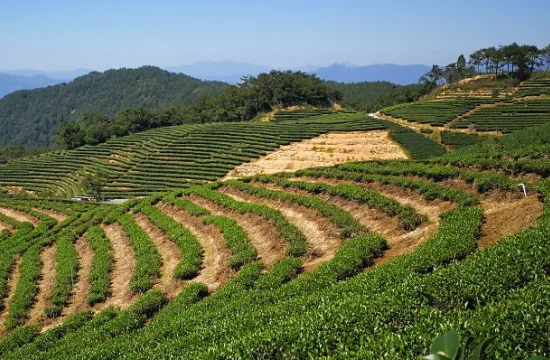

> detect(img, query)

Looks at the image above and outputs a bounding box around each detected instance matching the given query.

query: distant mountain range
[0,73,65,99]
[312,63,430,85]
[0,62,429,99]
[165,61,271,84]
[165,61,430,85]
[1,68,93,81]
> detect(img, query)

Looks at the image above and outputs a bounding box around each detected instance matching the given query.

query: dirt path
[478,193,544,249]
[224,131,407,179]
[64,236,93,315]
[0,256,21,334]
[443,102,501,130]
[188,195,287,268]
[33,208,68,223]
[220,187,341,271]
[372,111,502,137]
[156,203,232,292]
[28,245,57,324]
[0,208,40,226]
[100,223,137,309]
[133,213,185,297]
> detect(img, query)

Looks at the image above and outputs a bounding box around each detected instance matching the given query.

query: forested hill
[0,66,229,147]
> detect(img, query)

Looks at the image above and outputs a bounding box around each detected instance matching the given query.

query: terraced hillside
[378,77,550,135]
[0,112,393,198]
[0,121,548,358]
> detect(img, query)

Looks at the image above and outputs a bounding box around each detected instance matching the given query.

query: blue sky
[1,0,549,70]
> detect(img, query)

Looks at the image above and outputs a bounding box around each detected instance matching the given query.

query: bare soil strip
[188,195,287,268]
[0,208,40,226]
[224,131,407,179]
[286,178,455,266]
[0,221,15,234]
[220,187,341,271]
[133,213,185,297]
[156,203,232,292]
[0,256,21,334]
[64,236,93,315]
[32,208,68,223]
[100,223,137,310]
[478,193,544,249]
[29,245,57,324]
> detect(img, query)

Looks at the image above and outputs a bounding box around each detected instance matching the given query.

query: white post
[518,183,527,197]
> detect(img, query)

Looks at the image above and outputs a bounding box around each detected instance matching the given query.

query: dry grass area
[478,193,544,249]
[224,131,407,179]
[224,130,407,179]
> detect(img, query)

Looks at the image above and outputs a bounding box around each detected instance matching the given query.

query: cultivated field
[0,116,549,358]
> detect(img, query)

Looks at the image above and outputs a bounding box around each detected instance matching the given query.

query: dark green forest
[57,70,343,149]
[0,66,228,147]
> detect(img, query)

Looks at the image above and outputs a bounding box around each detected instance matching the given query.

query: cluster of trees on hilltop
[420,42,550,86]
[58,70,342,149]
[0,66,229,148]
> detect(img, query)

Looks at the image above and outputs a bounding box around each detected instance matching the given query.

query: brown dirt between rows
[133,213,185,298]
[156,203,233,292]
[293,176,544,255]
[224,131,407,179]
[28,244,57,325]
[0,208,40,226]
[478,193,544,249]
[64,236,93,315]
[285,178,456,266]
[0,221,15,234]
[0,255,21,335]
[32,208,68,223]
[187,194,287,269]
[219,186,342,272]
[99,223,137,310]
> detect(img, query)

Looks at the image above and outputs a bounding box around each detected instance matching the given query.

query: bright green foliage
[5,246,41,330]
[188,186,308,257]
[86,226,113,305]
[46,234,78,317]
[377,119,448,159]
[203,215,257,270]
[136,204,203,279]
[0,325,40,356]
[225,179,365,237]
[163,192,211,216]
[0,113,384,198]
[452,98,550,133]
[243,177,425,231]
[440,131,488,149]
[117,214,161,293]
[381,98,498,126]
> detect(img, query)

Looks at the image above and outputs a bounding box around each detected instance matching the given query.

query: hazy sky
[2,0,549,71]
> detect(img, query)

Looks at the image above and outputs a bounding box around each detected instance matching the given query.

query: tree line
[57,70,342,149]
[421,42,550,86]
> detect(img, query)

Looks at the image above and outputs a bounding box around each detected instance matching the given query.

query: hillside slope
[0,120,548,358]
[1,112,410,198]
[0,66,229,147]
